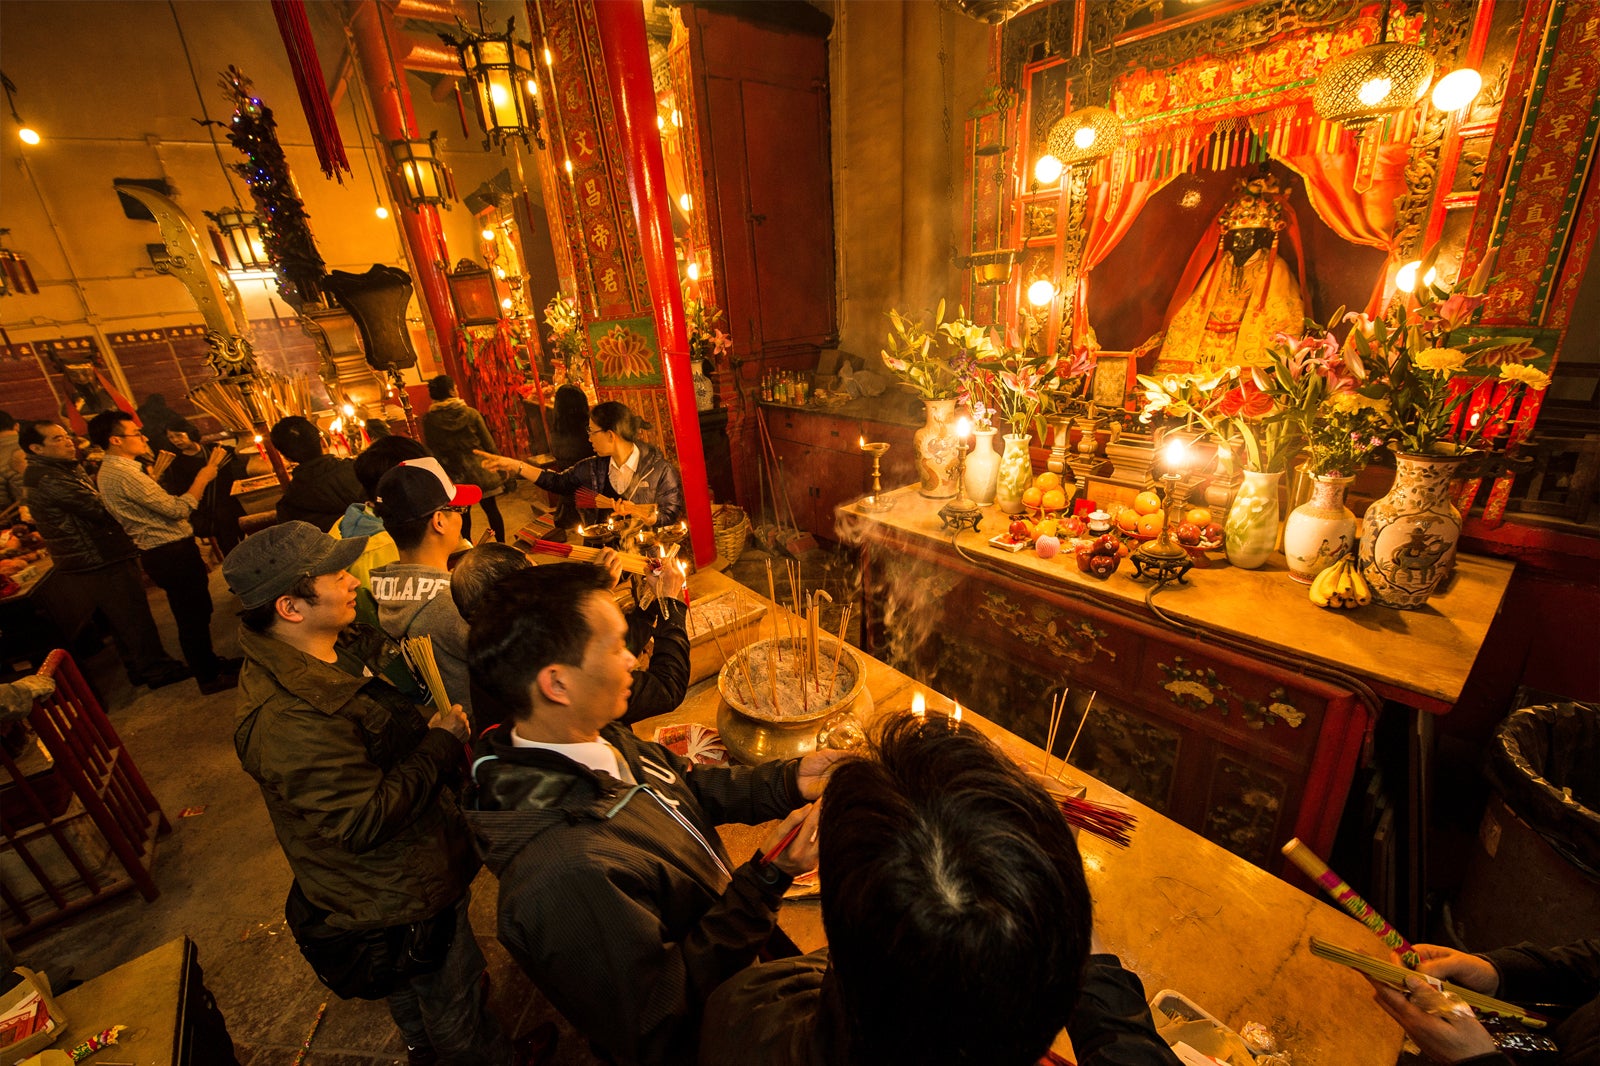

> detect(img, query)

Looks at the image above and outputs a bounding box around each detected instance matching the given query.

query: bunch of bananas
[1309,556,1372,609]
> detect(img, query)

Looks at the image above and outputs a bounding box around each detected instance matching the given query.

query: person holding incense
[368,458,484,728]
[466,562,842,1066]
[476,400,685,531]
[224,521,515,1064]
[1371,940,1599,1064]
[450,541,690,724]
[699,711,1182,1066]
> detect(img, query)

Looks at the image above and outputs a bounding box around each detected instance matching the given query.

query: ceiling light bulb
[1027,279,1056,307]
[1432,68,1482,111]
[543,47,554,66]
[481,228,496,241]
[564,158,573,175]
[670,109,681,127]
[1073,125,1096,150]
[656,115,665,130]
[1395,260,1421,293]
[686,262,700,281]
[1358,75,1393,107]
[495,266,507,279]
[678,193,692,212]
[500,297,514,311]
[1034,154,1063,184]
[18,127,41,146]
[375,205,389,219]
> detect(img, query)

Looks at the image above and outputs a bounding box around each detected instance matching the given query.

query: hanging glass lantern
[1046,107,1124,168]
[208,207,272,272]
[389,133,456,210]
[442,18,545,151]
[1314,42,1434,135]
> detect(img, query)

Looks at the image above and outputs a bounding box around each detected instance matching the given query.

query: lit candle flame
[955,416,971,438]
[859,435,865,449]
[952,703,963,726]
[911,691,926,717]
[1164,438,1188,469]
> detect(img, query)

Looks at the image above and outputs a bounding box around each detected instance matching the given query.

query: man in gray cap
[224,521,514,1066]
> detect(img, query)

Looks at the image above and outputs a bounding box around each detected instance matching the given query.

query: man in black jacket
[699,712,1182,1066]
[270,416,365,532]
[20,420,189,688]
[466,562,839,1066]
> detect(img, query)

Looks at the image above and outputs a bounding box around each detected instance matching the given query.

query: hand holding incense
[1283,838,1420,968]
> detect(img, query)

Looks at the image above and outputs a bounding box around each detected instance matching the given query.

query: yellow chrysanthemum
[1413,347,1467,373]
[1498,363,1551,390]
[1325,392,1362,414]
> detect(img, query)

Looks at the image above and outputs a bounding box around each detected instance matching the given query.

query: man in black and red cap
[369,457,482,727]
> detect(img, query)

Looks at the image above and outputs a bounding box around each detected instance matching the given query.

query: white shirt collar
[509,733,634,783]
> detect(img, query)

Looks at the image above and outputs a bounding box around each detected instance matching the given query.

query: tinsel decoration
[271,0,350,182]
[457,323,532,460]
[221,66,327,312]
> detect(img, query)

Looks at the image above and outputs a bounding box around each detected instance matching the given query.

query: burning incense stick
[1042,689,1068,775]
[1283,839,1420,967]
[1059,691,1096,782]
[826,605,852,695]
[1308,938,1546,1028]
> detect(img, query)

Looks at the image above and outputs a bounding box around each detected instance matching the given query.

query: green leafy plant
[881,300,992,401]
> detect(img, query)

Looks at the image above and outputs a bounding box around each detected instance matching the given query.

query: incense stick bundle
[1307,938,1548,1028]
[826,605,852,695]
[149,450,176,482]
[189,381,256,433]
[401,635,452,712]
[1283,839,1419,967]
[1042,689,1069,775]
[573,488,618,510]
[1058,795,1137,848]
[1059,691,1096,782]
[516,535,650,575]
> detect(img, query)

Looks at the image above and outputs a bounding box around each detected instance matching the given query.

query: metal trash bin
[1452,700,1600,950]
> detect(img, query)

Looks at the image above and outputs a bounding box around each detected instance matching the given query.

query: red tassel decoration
[271,0,351,182]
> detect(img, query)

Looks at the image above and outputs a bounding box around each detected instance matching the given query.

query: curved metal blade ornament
[119,185,257,378]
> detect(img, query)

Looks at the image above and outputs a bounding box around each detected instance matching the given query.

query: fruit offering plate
[988,533,1032,553]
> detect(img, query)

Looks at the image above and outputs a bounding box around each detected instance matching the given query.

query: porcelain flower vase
[1223,469,1282,570]
[1283,475,1357,584]
[1359,451,1465,609]
[913,398,960,498]
[995,433,1033,514]
[965,427,1000,505]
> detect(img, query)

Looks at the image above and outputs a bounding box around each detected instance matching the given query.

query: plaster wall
[827,1,990,363]
[0,0,548,368]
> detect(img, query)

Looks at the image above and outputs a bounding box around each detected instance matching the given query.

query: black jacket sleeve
[1485,939,1600,1012]
[1067,955,1183,1066]
[622,599,691,724]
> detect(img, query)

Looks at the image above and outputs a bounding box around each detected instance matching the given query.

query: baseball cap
[374,456,482,526]
[223,521,369,609]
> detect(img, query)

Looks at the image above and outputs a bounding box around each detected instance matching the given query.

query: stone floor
[3,487,868,1065]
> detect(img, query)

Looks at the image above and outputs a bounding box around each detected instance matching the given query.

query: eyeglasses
[587,427,606,437]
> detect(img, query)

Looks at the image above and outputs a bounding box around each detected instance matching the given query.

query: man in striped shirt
[89,411,241,695]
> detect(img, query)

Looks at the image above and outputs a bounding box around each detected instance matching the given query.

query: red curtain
[1273,130,1409,317]
[1071,167,1174,346]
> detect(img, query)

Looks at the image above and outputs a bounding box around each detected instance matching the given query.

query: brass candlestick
[1130,469,1194,586]
[859,441,892,512]
[937,431,982,533]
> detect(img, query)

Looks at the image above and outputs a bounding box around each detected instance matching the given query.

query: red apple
[1009,519,1030,539]
[1093,533,1121,556]
[1202,522,1225,542]
[1175,522,1201,546]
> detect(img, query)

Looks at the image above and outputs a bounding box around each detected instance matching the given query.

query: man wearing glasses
[369,458,482,727]
[89,411,241,695]
[20,418,190,689]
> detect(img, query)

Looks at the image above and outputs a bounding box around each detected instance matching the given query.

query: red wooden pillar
[591,0,714,567]
[349,0,461,384]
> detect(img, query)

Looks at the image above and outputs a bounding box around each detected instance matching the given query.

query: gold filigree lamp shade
[444,18,545,151]
[956,0,1036,24]
[210,208,272,273]
[390,134,456,210]
[1313,42,1434,134]
[1046,107,1124,168]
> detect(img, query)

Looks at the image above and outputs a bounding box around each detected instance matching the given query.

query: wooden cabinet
[857,523,1371,874]
[761,404,918,540]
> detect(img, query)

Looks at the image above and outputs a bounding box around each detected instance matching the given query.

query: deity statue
[1158,175,1305,373]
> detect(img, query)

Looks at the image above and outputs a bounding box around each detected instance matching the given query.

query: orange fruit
[1022,487,1044,509]
[1137,512,1164,537]
[1116,507,1141,533]
[1185,506,1213,525]
[1133,490,1164,516]
[1034,472,1062,491]
[1041,488,1067,511]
